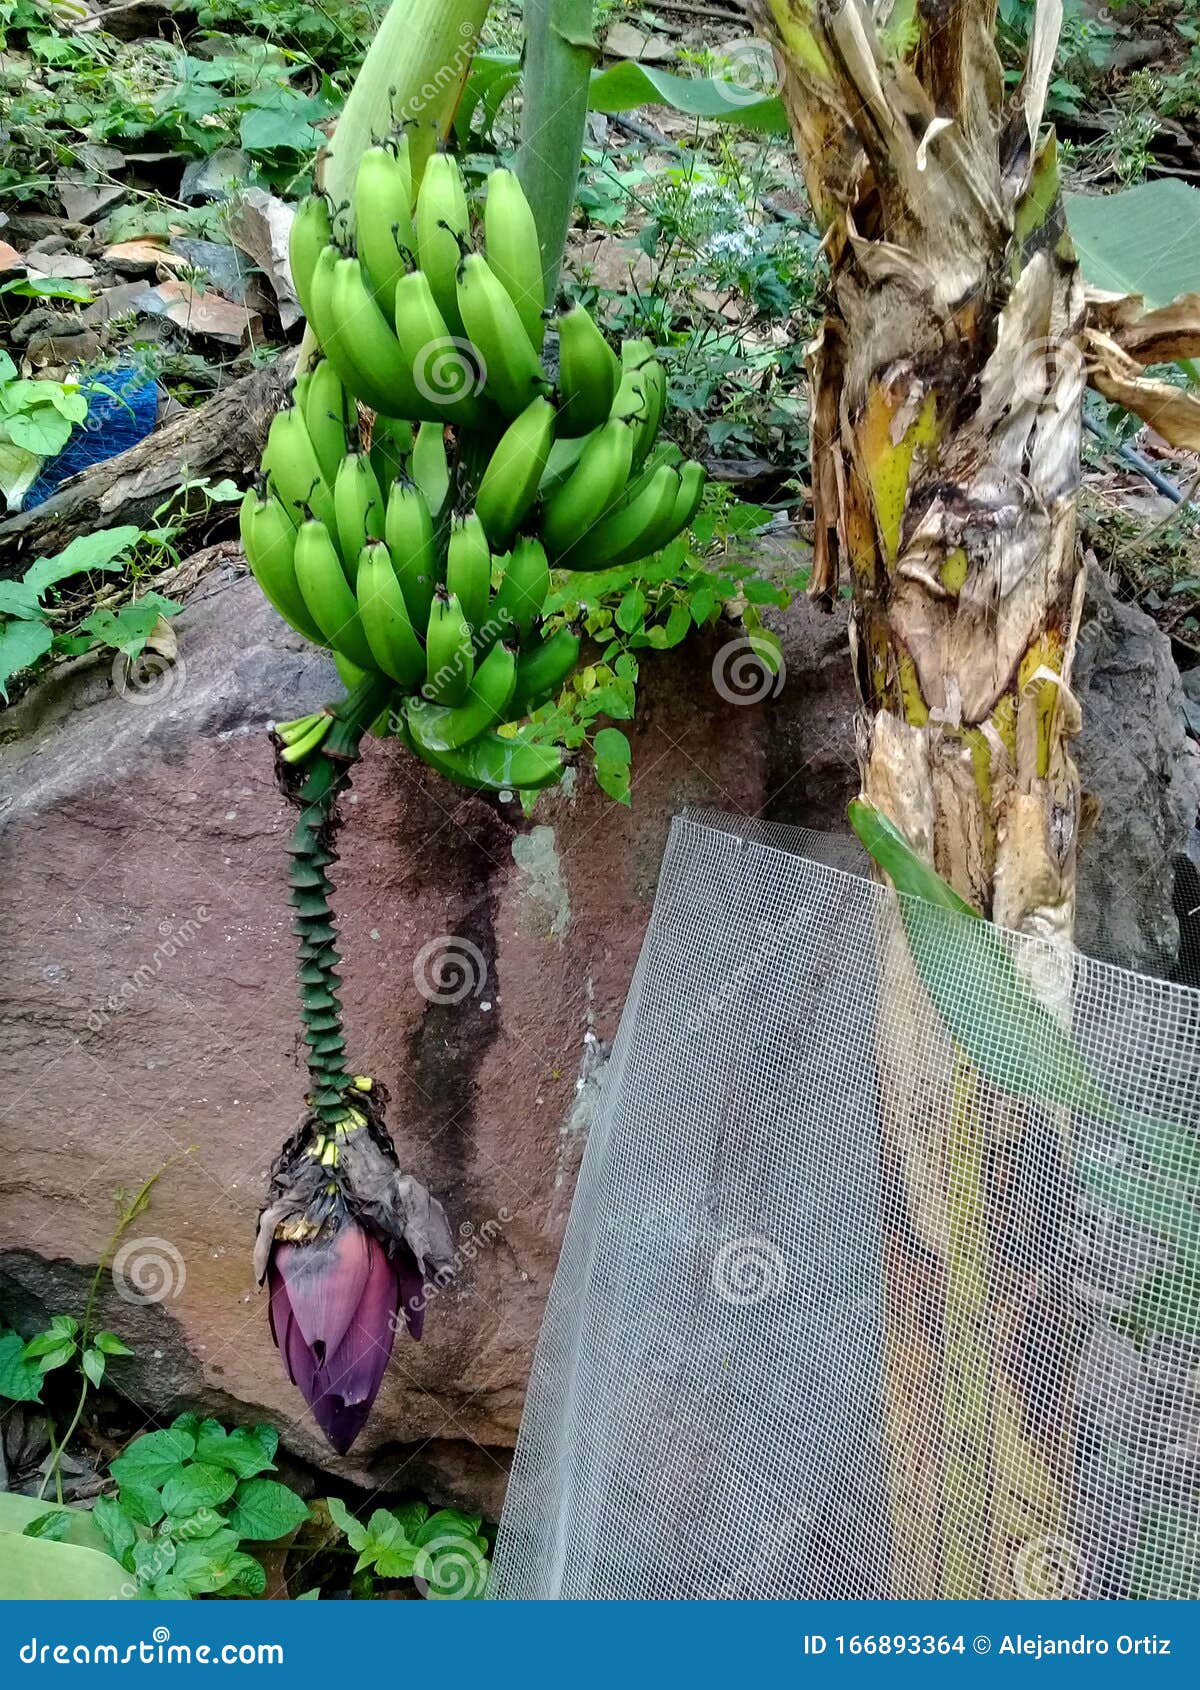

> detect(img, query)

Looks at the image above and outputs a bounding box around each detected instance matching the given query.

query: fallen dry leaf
[0,240,22,272]
[1085,288,1200,365]
[226,188,300,330]
[1086,327,1200,451]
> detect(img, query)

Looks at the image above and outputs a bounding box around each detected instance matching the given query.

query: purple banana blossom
[255,1086,457,1455]
[267,1221,426,1455]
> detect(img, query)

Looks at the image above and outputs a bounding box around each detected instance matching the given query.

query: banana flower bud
[254,1087,455,1454]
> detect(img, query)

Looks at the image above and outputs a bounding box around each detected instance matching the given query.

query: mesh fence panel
[489,812,1200,1601]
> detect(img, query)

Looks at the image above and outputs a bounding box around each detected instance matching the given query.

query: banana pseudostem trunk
[755,0,1086,1595]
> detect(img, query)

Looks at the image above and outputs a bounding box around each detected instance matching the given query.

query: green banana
[540,417,635,556]
[355,538,426,688]
[563,463,680,571]
[393,268,484,426]
[288,194,332,325]
[445,513,491,636]
[354,140,415,314]
[669,459,706,534]
[456,252,547,418]
[383,479,437,630]
[509,624,582,714]
[410,420,451,517]
[401,723,566,792]
[556,305,619,437]
[300,240,340,354]
[423,588,475,706]
[240,485,327,645]
[620,437,683,501]
[413,151,470,338]
[482,167,545,351]
[369,414,413,490]
[490,535,550,646]
[538,431,590,498]
[301,359,351,487]
[261,406,336,533]
[614,341,666,467]
[332,651,366,691]
[631,358,666,467]
[333,452,386,580]
[312,251,426,419]
[293,516,379,671]
[406,639,517,752]
[475,395,555,548]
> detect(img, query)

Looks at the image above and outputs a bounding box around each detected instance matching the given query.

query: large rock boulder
[1,550,1195,1512]
[0,560,764,1513]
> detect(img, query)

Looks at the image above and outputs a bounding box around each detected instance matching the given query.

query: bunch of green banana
[256,151,711,796]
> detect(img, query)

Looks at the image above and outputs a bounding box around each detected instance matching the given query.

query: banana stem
[516,0,598,303]
[286,674,394,1121]
[297,0,493,373]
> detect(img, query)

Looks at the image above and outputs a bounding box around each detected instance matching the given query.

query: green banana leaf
[0,1501,132,1600]
[1064,179,1200,311]
[585,60,789,134]
[847,800,1108,1116]
[848,800,1200,1328]
[458,51,790,141]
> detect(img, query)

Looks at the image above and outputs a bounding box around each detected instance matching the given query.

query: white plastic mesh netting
[489,811,1200,1601]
